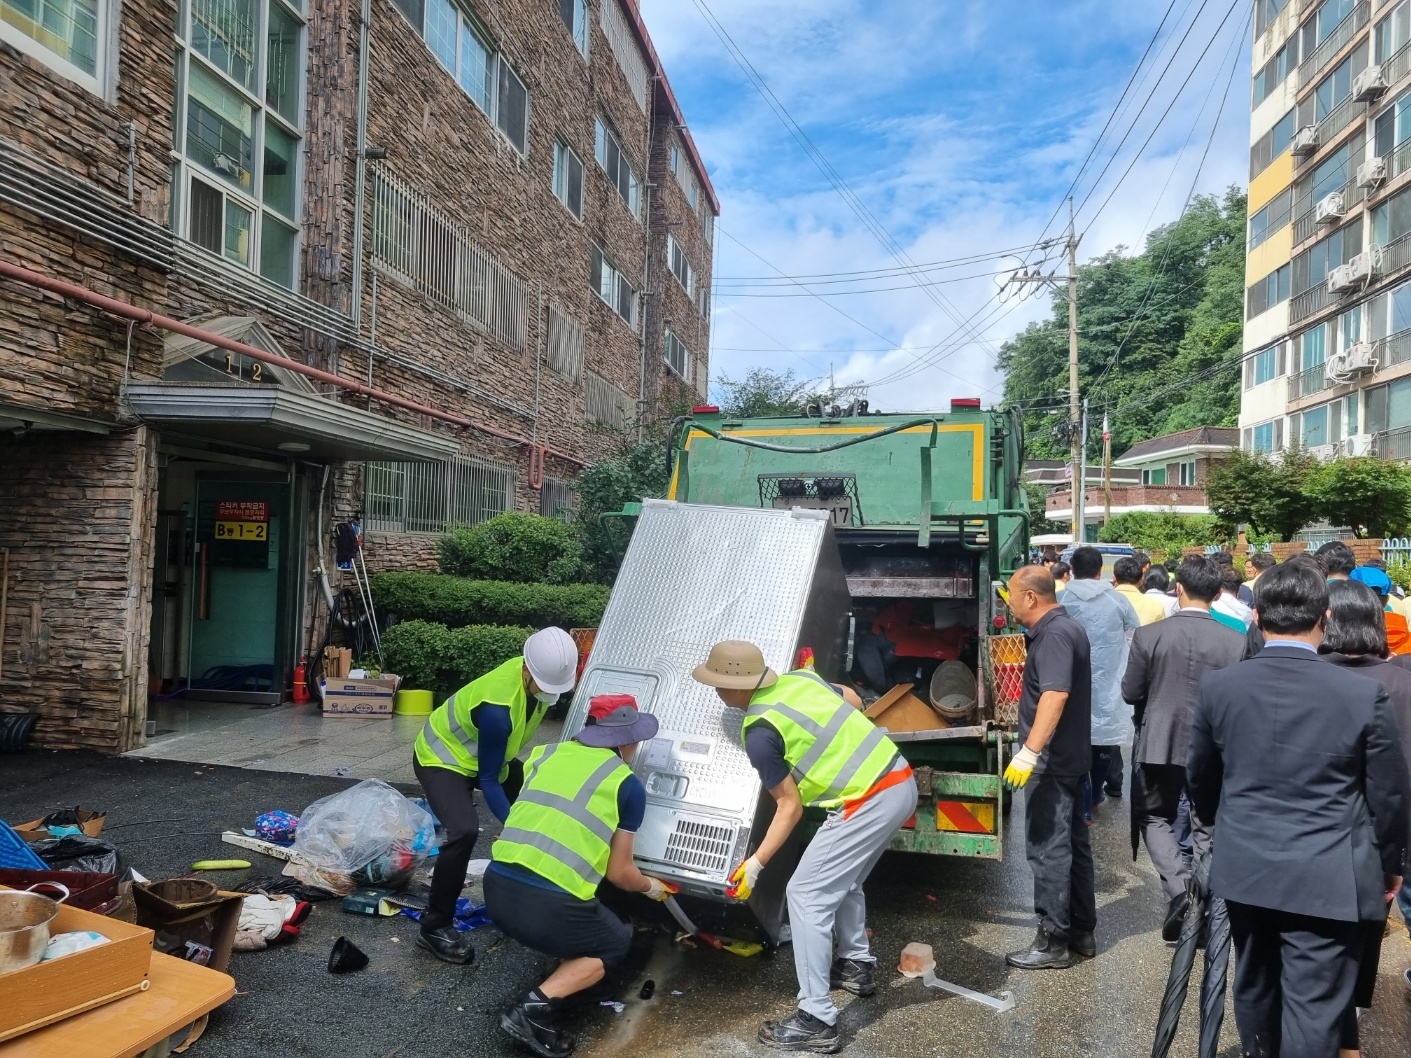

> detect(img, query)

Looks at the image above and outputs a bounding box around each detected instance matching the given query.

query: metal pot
[0,888,63,975]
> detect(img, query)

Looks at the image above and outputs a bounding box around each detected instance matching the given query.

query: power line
[712,263,1050,298]
[714,243,1055,285]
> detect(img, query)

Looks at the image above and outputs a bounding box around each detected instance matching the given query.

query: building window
[0,0,106,89]
[558,0,586,55]
[1246,263,1291,319]
[600,0,648,111]
[669,142,679,174]
[595,117,641,216]
[1373,185,1411,246]
[552,140,584,219]
[1255,0,1289,38]
[1252,35,1299,109]
[1314,57,1353,123]
[1292,217,1361,296]
[1245,344,1283,389]
[1249,188,1292,249]
[664,329,690,381]
[1250,420,1281,453]
[699,283,710,320]
[395,0,527,154]
[1316,0,1356,44]
[1296,404,1331,448]
[1377,1,1411,62]
[540,477,577,521]
[668,233,694,294]
[1301,323,1329,371]
[1368,279,1411,339]
[703,208,714,245]
[364,454,515,534]
[585,370,634,430]
[545,302,585,382]
[590,244,636,327]
[1178,461,1197,486]
[1250,109,1296,179]
[1348,391,1360,435]
[1373,91,1411,158]
[173,0,305,289]
[1142,467,1167,486]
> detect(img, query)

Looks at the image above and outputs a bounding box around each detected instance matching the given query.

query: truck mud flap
[889,770,1003,859]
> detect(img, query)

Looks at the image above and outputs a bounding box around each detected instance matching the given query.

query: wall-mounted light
[360,145,389,160]
[278,442,311,453]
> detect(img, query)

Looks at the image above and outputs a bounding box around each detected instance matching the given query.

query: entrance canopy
[125,316,458,463]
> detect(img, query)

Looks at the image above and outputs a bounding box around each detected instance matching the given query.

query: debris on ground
[327,936,369,973]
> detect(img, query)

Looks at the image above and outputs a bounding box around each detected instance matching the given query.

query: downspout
[0,258,590,468]
[350,0,372,330]
[637,73,660,443]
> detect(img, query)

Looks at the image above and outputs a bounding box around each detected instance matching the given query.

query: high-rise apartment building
[1241,0,1411,462]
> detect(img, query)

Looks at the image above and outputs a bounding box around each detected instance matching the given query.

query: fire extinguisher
[292,656,310,704]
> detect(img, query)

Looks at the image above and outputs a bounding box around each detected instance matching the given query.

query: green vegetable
[191,859,250,870]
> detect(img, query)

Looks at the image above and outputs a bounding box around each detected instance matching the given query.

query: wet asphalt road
[4,750,1408,1058]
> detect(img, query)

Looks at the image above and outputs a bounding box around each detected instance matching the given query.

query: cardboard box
[15,806,106,843]
[134,888,243,976]
[864,682,950,734]
[0,893,154,1042]
[320,674,400,717]
[321,646,352,680]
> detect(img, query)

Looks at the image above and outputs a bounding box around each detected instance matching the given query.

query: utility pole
[1079,398,1089,544]
[1103,411,1113,525]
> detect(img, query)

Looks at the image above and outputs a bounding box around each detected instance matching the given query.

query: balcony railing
[1379,326,1411,369]
[1375,425,1411,460]
[1045,485,1210,514]
[1312,95,1368,155]
[1298,2,1370,88]
[1387,38,1411,88]
[1293,178,1368,245]
[1380,231,1411,275]
[1289,361,1331,400]
[1291,280,1336,323]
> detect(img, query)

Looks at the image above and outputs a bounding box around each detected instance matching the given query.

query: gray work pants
[787,771,918,1025]
[1138,762,1211,903]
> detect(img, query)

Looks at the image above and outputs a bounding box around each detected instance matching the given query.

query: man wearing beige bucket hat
[693,640,917,1053]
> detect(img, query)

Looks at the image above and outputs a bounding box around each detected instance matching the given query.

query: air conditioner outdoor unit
[1309,443,1337,462]
[1347,248,1382,283]
[1291,125,1319,155]
[1344,340,1378,373]
[1324,351,1349,381]
[1316,191,1346,223]
[1353,64,1388,102]
[1344,433,1374,456]
[1328,263,1355,292]
[1357,156,1388,189]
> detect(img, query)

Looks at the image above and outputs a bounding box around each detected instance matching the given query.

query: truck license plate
[772,497,851,526]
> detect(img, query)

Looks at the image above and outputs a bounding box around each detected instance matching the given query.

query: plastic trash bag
[30,835,124,876]
[291,779,434,892]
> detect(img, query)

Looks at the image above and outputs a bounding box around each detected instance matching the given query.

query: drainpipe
[637,73,660,444]
[0,258,589,468]
[350,0,373,329]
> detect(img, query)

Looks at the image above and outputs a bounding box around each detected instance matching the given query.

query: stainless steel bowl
[0,890,61,975]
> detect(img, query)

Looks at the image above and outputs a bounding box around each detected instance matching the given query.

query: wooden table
[0,951,235,1058]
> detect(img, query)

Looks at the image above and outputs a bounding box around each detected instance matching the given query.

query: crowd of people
[1011,543,1411,1057]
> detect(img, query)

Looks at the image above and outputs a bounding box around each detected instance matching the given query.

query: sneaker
[758,1009,841,1053]
[500,998,575,1058]
[1005,927,1073,970]
[829,957,877,996]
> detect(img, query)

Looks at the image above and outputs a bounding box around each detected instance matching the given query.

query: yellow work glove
[726,855,764,901]
[644,876,678,902]
[1003,744,1040,791]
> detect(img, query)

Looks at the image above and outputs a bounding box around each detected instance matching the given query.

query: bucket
[395,690,434,716]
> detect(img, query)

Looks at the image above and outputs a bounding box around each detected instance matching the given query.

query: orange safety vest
[1386,610,1411,656]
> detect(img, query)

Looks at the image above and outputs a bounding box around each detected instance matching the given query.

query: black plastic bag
[30,835,124,876]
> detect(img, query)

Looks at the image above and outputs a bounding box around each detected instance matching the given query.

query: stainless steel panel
[559,500,834,893]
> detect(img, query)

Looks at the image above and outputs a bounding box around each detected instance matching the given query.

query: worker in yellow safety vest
[411,626,579,964]
[488,694,674,1058]
[693,641,918,1053]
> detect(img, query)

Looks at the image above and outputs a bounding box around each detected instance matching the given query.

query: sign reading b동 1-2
[215,500,269,541]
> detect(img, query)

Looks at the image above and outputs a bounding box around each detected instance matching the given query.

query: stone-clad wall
[0,429,158,751]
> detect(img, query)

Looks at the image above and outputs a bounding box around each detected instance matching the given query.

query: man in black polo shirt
[1002,564,1097,969]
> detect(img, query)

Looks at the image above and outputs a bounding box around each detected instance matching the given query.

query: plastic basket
[980,633,1027,728]
[0,820,47,869]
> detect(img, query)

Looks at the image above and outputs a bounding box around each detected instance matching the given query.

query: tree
[1022,480,1067,536]
[574,436,670,583]
[1097,511,1222,555]
[1308,457,1411,538]
[1205,448,1321,541]
[715,367,840,418]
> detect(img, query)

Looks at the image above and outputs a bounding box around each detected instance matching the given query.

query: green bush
[1386,558,1411,592]
[1098,511,1224,557]
[438,513,587,584]
[372,572,609,629]
[381,620,535,697]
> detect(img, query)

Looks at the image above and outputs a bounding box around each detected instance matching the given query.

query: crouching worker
[693,641,918,1054]
[489,694,674,1058]
[412,626,579,964]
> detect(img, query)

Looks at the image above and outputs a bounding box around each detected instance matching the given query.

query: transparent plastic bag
[291,779,435,889]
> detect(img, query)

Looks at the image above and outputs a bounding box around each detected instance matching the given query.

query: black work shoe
[1068,931,1096,959]
[758,1009,841,1053]
[829,957,877,996]
[1005,927,1073,969]
[417,925,474,964]
[1161,892,1191,943]
[501,999,575,1058]
[1104,784,1123,799]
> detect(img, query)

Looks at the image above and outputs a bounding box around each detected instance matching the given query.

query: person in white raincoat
[1056,546,1139,817]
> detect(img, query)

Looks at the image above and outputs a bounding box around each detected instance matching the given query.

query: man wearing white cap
[413,626,579,963]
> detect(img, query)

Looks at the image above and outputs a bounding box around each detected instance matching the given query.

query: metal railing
[1375,425,1411,460]
[1387,37,1411,87]
[1291,280,1336,322]
[363,454,517,534]
[1289,361,1331,400]
[369,163,529,353]
[1379,230,1411,275]
[544,302,586,383]
[1293,178,1367,244]
[600,0,649,111]
[1380,326,1411,368]
[1311,95,1368,156]
[1298,2,1370,88]
[1382,535,1411,561]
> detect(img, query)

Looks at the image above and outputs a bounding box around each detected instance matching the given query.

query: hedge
[372,572,609,629]
[381,620,536,697]
[438,513,587,584]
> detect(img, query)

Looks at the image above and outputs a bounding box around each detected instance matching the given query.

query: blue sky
[638,0,1253,411]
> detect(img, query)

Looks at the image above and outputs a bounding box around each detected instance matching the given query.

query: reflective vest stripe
[512,755,623,848]
[417,723,463,769]
[414,656,530,777]
[523,743,559,787]
[497,827,601,885]
[827,725,892,799]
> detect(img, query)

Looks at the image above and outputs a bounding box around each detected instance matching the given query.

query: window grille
[540,477,577,521]
[600,0,648,110]
[585,371,634,431]
[364,454,515,534]
[546,303,586,382]
[370,163,529,352]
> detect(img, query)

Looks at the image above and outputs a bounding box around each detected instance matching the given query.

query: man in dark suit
[1188,561,1409,1058]
[1122,555,1246,940]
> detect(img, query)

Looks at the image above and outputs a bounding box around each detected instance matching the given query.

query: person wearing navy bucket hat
[487,694,676,1058]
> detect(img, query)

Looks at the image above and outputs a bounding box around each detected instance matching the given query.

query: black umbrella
[1151,846,1215,1058]
[1198,894,1231,1058]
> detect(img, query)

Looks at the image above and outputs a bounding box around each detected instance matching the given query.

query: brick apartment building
[0,0,717,751]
